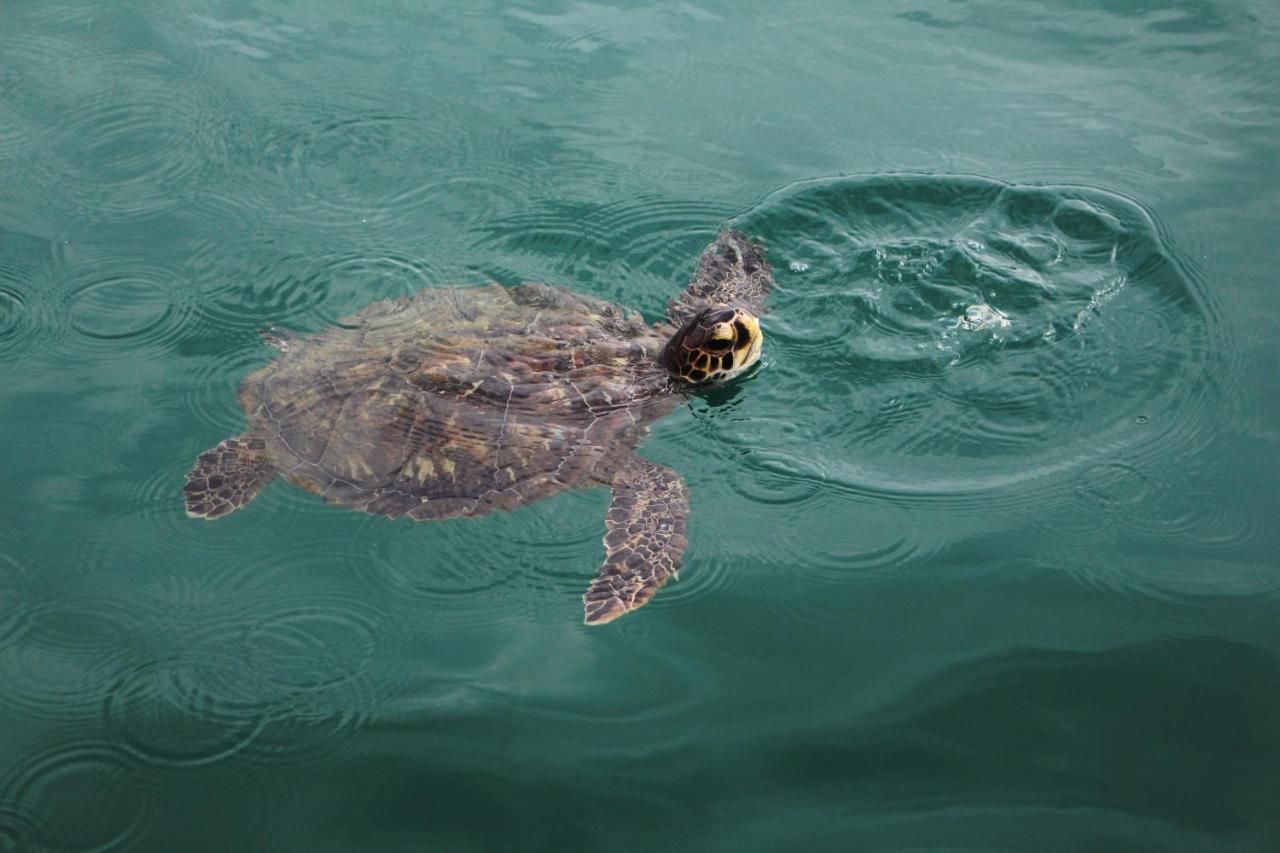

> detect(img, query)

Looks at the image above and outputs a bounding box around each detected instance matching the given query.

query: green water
[2,0,1279,849]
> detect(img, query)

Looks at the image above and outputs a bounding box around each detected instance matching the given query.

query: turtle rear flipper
[583,456,689,625]
[183,434,276,520]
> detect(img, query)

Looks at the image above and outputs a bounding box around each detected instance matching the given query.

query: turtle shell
[239,284,677,520]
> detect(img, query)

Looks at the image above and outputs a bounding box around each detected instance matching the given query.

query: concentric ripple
[189,237,477,343]
[37,53,245,219]
[407,169,532,229]
[1034,451,1264,573]
[98,582,388,774]
[723,174,1221,501]
[0,598,140,721]
[259,104,475,225]
[57,98,219,215]
[182,343,276,438]
[304,252,446,329]
[0,799,44,853]
[347,485,655,628]
[231,587,386,770]
[186,237,323,334]
[474,197,727,308]
[105,454,264,569]
[61,264,195,359]
[0,104,33,164]
[299,115,439,216]
[0,230,59,364]
[0,276,33,363]
[243,597,383,694]
[0,535,34,649]
[768,492,936,589]
[239,674,378,774]
[104,658,271,768]
[350,511,528,630]
[1,744,153,853]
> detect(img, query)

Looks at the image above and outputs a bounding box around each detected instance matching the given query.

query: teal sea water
[2,1,1279,850]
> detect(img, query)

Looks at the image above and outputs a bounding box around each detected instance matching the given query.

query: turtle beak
[729,311,763,377]
[744,314,762,356]
[742,311,757,353]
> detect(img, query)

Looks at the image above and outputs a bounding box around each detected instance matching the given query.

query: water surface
[1,1,1278,850]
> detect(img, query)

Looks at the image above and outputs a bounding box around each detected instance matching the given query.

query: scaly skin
[183,231,774,624]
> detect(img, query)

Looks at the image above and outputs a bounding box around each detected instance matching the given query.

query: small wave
[16,46,250,220]
[0,243,60,365]
[244,100,488,229]
[0,598,141,722]
[303,252,445,329]
[0,537,34,649]
[0,103,33,163]
[0,277,33,364]
[348,509,535,632]
[190,239,483,345]
[187,238,336,335]
[181,343,274,438]
[234,585,387,771]
[239,674,378,775]
[96,573,390,774]
[1039,452,1263,563]
[297,115,449,218]
[474,197,725,310]
[107,453,263,567]
[0,798,44,853]
[0,743,154,853]
[104,657,272,769]
[724,173,1224,510]
[243,595,385,694]
[59,264,196,360]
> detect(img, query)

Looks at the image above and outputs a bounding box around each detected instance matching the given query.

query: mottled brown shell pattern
[238,283,679,520]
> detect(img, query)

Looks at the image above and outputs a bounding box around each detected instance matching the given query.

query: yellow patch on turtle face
[663,308,763,384]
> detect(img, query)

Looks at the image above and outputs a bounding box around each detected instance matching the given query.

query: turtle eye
[705,336,733,352]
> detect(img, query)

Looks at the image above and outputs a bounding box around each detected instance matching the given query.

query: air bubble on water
[788,260,809,273]
[1135,414,1150,425]
[1071,272,1128,332]
[955,303,1010,332]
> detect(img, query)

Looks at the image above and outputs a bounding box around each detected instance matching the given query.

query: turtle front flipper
[183,434,276,520]
[583,456,690,626]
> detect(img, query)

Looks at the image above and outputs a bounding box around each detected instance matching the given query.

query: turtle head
[658,306,763,385]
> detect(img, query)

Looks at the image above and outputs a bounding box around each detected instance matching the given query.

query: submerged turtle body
[242,283,676,519]
[184,231,773,624]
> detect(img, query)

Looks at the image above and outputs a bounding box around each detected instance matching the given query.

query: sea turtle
[184,231,773,624]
